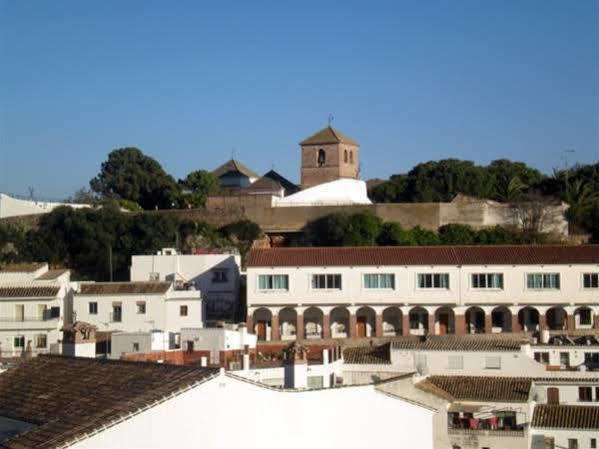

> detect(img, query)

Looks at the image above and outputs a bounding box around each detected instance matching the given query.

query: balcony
[0,316,59,330]
[448,428,525,437]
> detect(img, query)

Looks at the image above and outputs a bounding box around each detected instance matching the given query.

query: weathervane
[327,113,334,126]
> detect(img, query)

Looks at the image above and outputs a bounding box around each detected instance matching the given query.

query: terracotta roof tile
[212,159,259,179]
[0,286,60,298]
[35,269,69,280]
[0,355,219,449]
[391,335,527,352]
[247,245,599,267]
[343,343,391,365]
[416,376,532,402]
[78,282,171,295]
[532,405,599,430]
[299,126,359,146]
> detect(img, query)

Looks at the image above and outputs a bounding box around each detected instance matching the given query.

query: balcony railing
[448,428,525,437]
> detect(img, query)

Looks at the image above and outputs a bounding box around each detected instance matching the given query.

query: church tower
[299,126,360,190]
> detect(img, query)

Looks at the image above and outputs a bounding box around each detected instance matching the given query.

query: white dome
[272,179,372,207]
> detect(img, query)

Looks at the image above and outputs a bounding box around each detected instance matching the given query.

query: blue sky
[1,1,597,200]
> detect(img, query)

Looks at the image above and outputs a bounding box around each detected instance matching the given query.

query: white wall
[531,429,597,449]
[74,373,434,449]
[0,193,89,219]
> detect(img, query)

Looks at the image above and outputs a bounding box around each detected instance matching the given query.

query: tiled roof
[262,170,299,195]
[0,263,46,273]
[0,285,60,298]
[243,176,283,193]
[0,355,219,449]
[391,335,527,352]
[533,377,599,384]
[532,405,599,430]
[78,282,171,295]
[299,126,359,146]
[416,376,532,402]
[343,343,391,364]
[35,269,69,280]
[212,159,259,179]
[247,245,599,267]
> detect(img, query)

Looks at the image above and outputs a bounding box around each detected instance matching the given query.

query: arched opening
[349,151,354,163]
[253,308,272,341]
[574,306,593,329]
[547,307,567,331]
[435,307,455,335]
[491,306,512,333]
[382,307,402,336]
[465,307,485,334]
[409,307,429,336]
[279,307,297,341]
[518,306,540,332]
[356,306,376,338]
[330,307,350,338]
[344,150,348,163]
[317,149,326,167]
[304,307,323,339]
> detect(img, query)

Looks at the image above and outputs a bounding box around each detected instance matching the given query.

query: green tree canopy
[180,170,220,208]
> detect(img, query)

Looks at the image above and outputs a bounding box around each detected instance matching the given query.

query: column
[401,307,411,336]
[322,313,331,340]
[427,313,435,336]
[454,315,467,335]
[296,312,304,341]
[484,313,493,334]
[538,314,547,331]
[246,314,253,335]
[271,314,280,341]
[594,313,599,329]
[349,313,357,338]
[567,314,575,331]
[375,314,384,338]
[512,314,522,333]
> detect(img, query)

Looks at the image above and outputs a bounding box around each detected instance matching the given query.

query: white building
[246,245,599,341]
[530,404,598,449]
[0,355,435,449]
[0,263,71,357]
[130,249,240,319]
[0,193,89,219]
[73,281,203,337]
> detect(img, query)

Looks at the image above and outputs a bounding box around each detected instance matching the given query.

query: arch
[253,308,272,341]
[574,306,593,329]
[344,150,348,163]
[546,306,567,331]
[356,306,376,338]
[304,307,324,339]
[518,306,540,332]
[465,306,485,334]
[434,306,455,335]
[491,306,512,333]
[349,150,354,163]
[382,307,402,336]
[409,307,429,336]
[279,307,297,341]
[317,149,326,167]
[330,307,350,338]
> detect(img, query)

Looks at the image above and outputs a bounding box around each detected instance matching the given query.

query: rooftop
[391,335,527,352]
[532,405,599,430]
[78,282,171,295]
[0,355,219,449]
[299,126,359,146]
[0,285,60,298]
[247,245,599,267]
[343,343,392,364]
[0,263,46,273]
[211,159,259,179]
[35,269,69,281]
[416,375,532,402]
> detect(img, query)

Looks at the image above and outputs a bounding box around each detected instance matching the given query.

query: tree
[220,220,262,263]
[438,224,476,244]
[344,212,382,246]
[377,222,417,246]
[487,159,544,202]
[90,147,181,210]
[180,170,220,208]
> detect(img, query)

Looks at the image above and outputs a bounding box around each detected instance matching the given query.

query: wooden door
[547,387,560,404]
[256,321,267,341]
[439,313,449,335]
[356,318,367,338]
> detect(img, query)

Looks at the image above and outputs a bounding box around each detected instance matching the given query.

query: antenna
[231,147,236,160]
[327,113,334,127]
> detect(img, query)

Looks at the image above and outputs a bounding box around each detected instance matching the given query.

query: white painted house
[130,249,240,319]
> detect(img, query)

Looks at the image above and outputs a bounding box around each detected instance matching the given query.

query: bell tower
[299,126,360,190]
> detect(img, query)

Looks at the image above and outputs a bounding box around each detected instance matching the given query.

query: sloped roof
[391,335,527,352]
[247,245,599,267]
[243,176,283,193]
[0,355,219,449]
[0,285,60,298]
[78,282,171,295]
[35,269,69,280]
[416,376,532,402]
[0,263,46,273]
[532,405,599,430]
[262,170,299,194]
[343,343,392,365]
[299,126,359,146]
[212,159,259,179]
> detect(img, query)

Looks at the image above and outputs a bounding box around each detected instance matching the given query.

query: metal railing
[448,428,525,437]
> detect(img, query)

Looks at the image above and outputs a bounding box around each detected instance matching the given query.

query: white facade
[73,372,434,449]
[130,250,240,318]
[180,327,256,352]
[0,193,89,219]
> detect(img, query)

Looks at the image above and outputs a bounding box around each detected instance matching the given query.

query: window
[89,302,98,315]
[485,356,501,369]
[50,307,60,318]
[349,151,353,163]
[534,352,550,364]
[35,334,47,348]
[583,273,599,288]
[133,342,140,352]
[136,301,146,314]
[568,439,578,449]
[311,274,342,289]
[560,352,570,368]
[471,273,503,289]
[14,305,24,322]
[212,269,228,283]
[180,305,188,316]
[596,387,599,402]
[579,308,592,325]
[112,303,122,322]
[37,304,47,319]
[579,386,592,401]
[149,272,160,281]
[258,274,289,290]
[317,149,326,167]
[591,438,596,449]
[13,336,25,349]
[364,273,395,289]
[527,273,560,289]
[447,355,463,370]
[417,273,449,289]
[344,150,348,163]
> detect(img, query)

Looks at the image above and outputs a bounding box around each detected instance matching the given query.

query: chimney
[322,348,329,365]
[243,353,250,371]
[283,342,308,389]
